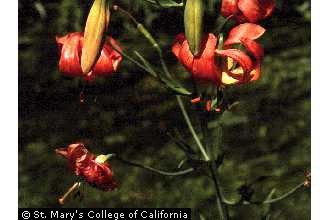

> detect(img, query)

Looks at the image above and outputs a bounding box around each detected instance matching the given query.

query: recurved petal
[57,32,83,76]
[81,162,117,191]
[221,0,239,17]
[250,63,262,81]
[55,148,68,158]
[191,34,221,84]
[172,33,186,58]
[240,37,264,60]
[237,0,265,23]
[93,37,122,76]
[263,0,276,18]
[178,38,195,73]
[216,48,253,74]
[224,23,265,46]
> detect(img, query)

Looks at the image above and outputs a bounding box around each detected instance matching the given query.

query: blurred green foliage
[19,0,310,219]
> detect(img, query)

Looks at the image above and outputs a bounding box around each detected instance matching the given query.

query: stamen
[58,182,80,205]
[191,97,201,104]
[206,101,212,111]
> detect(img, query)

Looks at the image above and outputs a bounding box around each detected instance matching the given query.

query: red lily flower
[56,143,117,191]
[172,33,221,86]
[221,0,275,23]
[56,32,122,80]
[215,23,265,84]
[172,23,265,86]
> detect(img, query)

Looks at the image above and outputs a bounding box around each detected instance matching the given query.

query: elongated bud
[81,0,110,74]
[184,0,204,55]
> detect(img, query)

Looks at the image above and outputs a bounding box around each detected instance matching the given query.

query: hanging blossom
[172,23,265,87]
[56,143,117,191]
[221,0,275,23]
[56,32,122,80]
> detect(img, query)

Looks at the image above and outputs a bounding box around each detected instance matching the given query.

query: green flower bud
[184,0,204,55]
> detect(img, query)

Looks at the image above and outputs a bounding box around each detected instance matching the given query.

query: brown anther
[58,182,80,205]
[191,97,201,104]
[206,101,212,112]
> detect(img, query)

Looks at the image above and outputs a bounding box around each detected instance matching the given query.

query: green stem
[210,162,229,220]
[115,155,194,176]
[176,95,210,161]
[262,182,305,204]
[224,182,305,206]
[198,109,229,219]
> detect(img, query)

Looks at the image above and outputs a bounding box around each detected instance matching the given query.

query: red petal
[191,34,221,85]
[172,34,194,72]
[224,23,265,46]
[93,37,123,76]
[216,49,253,74]
[57,32,83,76]
[240,37,264,60]
[221,0,239,17]
[55,148,68,158]
[238,0,265,23]
[172,33,221,86]
[172,33,186,58]
[81,161,117,191]
[250,63,261,81]
[238,0,276,22]
[263,0,276,18]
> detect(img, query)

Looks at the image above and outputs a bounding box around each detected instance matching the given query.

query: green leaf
[161,76,192,95]
[134,51,158,78]
[134,51,191,96]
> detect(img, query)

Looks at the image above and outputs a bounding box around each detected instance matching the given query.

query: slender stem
[210,163,229,220]
[115,155,194,176]
[262,182,305,204]
[224,182,305,206]
[198,109,229,219]
[176,95,210,161]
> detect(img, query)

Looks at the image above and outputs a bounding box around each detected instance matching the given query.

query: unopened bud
[81,0,111,74]
[184,0,204,55]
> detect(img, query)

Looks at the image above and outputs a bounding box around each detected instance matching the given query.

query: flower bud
[184,0,204,55]
[81,0,111,74]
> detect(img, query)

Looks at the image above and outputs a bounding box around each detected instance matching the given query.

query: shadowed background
[19,0,310,219]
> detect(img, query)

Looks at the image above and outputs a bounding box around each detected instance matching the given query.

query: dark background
[19,0,310,219]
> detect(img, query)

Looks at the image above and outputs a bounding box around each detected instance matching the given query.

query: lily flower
[221,0,275,23]
[56,32,122,80]
[56,143,117,191]
[172,23,265,86]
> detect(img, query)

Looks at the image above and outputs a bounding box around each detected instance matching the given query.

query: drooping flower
[221,0,275,23]
[215,23,265,84]
[56,143,117,191]
[172,23,265,87]
[56,32,122,80]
